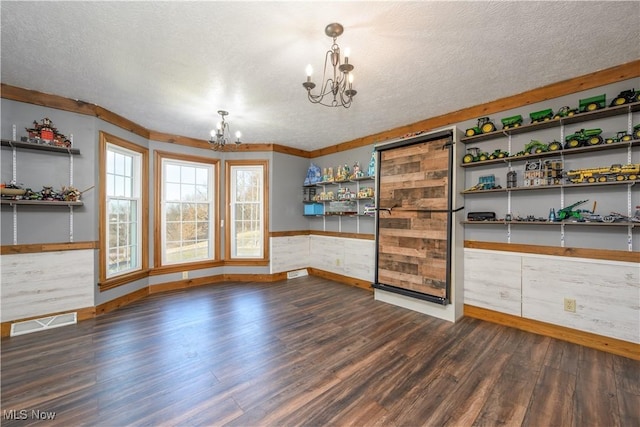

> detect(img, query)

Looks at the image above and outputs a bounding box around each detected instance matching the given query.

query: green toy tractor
[465,117,496,137]
[553,106,578,119]
[564,128,603,149]
[579,94,606,113]
[634,124,640,140]
[609,89,639,107]
[547,140,562,151]
[605,131,633,144]
[488,149,509,160]
[462,147,489,163]
[529,109,553,124]
[501,115,523,130]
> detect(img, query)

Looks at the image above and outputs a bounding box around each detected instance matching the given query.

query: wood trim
[95,106,149,139]
[1,306,96,338]
[98,269,150,291]
[1,83,97,117]
[310,230,375,240]
[308,59,640,157]
[269,230,375,240]
[99,132,149,285]
[149,272,288,294]
[224,160,270,262]
[95,287,149,316]
[464,240,640,263]
[0,241,98,255]
[307,267,373,292]
[149,260,225,276]
[270,230,311,237]
[464,304,639,361]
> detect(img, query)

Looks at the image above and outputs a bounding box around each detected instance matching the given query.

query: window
[226,160,269,260]
[156,152,218,266]
[99,132,148,289]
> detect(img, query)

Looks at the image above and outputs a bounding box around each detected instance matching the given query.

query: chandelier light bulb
[344,47,350,62]
[349,73,354,84]
[306,64,313,77]
[208,110,242,150]
[235,131,242,139]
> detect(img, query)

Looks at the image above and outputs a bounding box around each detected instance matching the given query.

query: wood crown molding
[3,59,638,159]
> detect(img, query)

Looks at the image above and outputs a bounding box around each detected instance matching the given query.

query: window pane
[230,165,264,259]
[105,143,142,278]
[161,158,215,265]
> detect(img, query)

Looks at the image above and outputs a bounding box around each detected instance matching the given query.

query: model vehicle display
[564,128,603,148]
[465,117,496,137]
[604,131,632,144]
[565,163,640,184]
[578,94,606,112]
[552,106,578,119]
[516,140,548,156]
[609,89,639,106]
[465,174,500,191]
[547,140,562,151]
[501,115,523,129]
[529,109,553,124]
[556,199,589,221]
[21,117,71,148]
[488,149,509,160]
[462,147,489,163]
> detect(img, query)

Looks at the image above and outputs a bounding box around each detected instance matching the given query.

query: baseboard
[307,267,373,292]
[464,304,639,360]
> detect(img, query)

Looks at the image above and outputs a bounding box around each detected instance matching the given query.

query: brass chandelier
[303,23,357,108]
[209,110,241,150]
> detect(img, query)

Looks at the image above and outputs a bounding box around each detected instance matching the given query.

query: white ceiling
[1,1,639,152]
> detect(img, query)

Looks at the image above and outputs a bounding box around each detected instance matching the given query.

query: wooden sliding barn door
[373,130,454,305]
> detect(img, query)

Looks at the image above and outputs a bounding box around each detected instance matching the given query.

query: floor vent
[10,312,77,337]
[287,269,308,279]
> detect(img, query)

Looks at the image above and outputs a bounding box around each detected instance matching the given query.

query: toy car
[553,106,578,119]
[579,94,606,112]
[564,128,603,148]
[501,115,523,129]
[462,147,489,163]
[529,109,553,124]
[488,149,509,160]
[604,131,632,144]
[609,89,639,106]
[465,117,496,137]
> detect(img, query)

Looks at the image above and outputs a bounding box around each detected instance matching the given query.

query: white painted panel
[310,235,345,275]
[463,249,522,316]
[1,250,95,322]
[270,236,310,274]
[343,238,375,282]
[522,256,640,344]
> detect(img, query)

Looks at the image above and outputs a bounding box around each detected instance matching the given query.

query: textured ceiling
[1,1,639,151]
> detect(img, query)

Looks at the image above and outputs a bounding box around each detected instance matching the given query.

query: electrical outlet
[182,271,189,280]
[564,298,576,313]
[336,258,341,267]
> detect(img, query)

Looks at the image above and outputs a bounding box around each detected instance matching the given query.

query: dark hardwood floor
[2,276,638,426]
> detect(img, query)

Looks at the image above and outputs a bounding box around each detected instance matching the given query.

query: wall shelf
[1,139,80,155]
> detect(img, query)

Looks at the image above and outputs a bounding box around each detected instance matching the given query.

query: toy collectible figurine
[368,150,376,177]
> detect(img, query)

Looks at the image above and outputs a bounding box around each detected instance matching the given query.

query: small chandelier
[303,23,357,108]
[209,110,241,150]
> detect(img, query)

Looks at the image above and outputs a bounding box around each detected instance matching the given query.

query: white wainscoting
[271,235,375,282]
[464,248,640,344]
[522,255,639,344]
[463,249,522,316]
[1,250,95,322]
[270,235,310,274]
[309,235,375,282]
